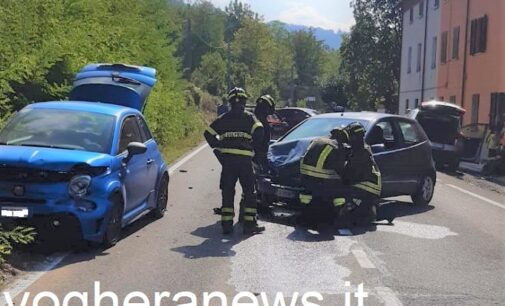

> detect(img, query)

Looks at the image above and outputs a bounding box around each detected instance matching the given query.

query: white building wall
[399,0,441,115]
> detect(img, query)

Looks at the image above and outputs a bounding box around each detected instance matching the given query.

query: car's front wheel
[150,174,169,219]
[103,195,123,248]
[411,175,435,206]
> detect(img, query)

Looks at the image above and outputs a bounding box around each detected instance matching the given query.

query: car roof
[277,107,316,113]
[27,101,139,117]
[313,111,409,122]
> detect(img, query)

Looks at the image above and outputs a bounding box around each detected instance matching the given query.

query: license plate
[275,188,297,199]
[1,207,29,218]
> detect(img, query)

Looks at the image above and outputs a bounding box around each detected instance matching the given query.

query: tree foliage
[339,0,402,112]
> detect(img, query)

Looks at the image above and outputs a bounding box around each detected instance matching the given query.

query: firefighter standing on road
[341,122,381,227]
[204,87,266,235]
[253,95,276,170]
[298,128,350,225]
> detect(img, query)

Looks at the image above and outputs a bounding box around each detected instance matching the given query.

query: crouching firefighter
[341,122,382,227]
[204,87,266,235]
[297,128,350,226]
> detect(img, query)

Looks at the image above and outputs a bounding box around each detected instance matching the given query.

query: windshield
[0,108,115,154]
[280,117,370,142]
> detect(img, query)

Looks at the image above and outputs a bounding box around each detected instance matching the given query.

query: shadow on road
[258,199,434,241]
[171,221,256,259]
[11,214,161,272]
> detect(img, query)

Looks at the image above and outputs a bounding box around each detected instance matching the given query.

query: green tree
[191,52,227,96]
[339,0,401,112]
[291,30,325,88]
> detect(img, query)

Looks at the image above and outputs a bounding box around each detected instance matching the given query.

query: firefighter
[298,127,350,226]
[341,122,382,227]
[204,87,266,235]
[253,94,276,170]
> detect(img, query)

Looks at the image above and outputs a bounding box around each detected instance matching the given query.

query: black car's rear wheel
[150,174,169,219]
[411,175,435,206]
[103,195,123,248]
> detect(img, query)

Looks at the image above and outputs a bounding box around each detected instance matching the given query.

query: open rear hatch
[69,63,157,111]
[417,101,466,145]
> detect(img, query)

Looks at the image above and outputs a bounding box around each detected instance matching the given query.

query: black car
[273,107,319,139]
[408,101,465,171]
[256,112,436,207]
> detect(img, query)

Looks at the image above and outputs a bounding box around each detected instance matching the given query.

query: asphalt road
[3,144,505,306]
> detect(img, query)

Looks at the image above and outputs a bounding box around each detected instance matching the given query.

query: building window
[409,8,414,24]
[419,1,424,18]
[470,15,488,55]
[431,36,437,69]
[406,99,410,111]
[439,96,444,101]
[471,94,480,123]
[452,26,460,59]
[415,99,419,108]
[408,46,412,73]
[434,0,439,9]
[441,31,448,63]
[417,43,422,72]
[450,96,456,104]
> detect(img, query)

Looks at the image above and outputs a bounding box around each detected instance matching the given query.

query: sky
[198,0,355,32]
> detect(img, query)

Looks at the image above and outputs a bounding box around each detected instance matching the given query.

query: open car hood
[69,63,157,111]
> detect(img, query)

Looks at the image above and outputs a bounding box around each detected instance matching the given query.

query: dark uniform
[341,123,381,226]
[298,128,350,224]
[253,95,276,170]
[204,87,265,234]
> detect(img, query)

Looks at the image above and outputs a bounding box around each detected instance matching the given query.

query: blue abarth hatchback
[0,64,169,247]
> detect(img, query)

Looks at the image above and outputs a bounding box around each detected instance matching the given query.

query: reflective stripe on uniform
[299,194,312,205]
[221,207,235,213]
[244,208,257,214]
[300,164,341,179]
[206,126,218,136]
[316,145,333,169]
[333,198,346,207]
[244,216,255,221]
[352,198,362,206]
[216,148,254,157]
[220,132,252,140]
[360,181,382,192]
[251,121,263,134]
[353,183,381,196]
[222,216,234,221]
[300,168,341,179]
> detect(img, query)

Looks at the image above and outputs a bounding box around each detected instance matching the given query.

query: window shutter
[452,27,460,59]
[480,15,488,53]
[441,32,448,63]
[470,19,477,55]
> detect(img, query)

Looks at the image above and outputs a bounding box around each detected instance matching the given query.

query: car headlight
[68,175,91,198]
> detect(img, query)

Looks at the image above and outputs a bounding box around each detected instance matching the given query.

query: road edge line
[169,143,209,175]
[446,184,505,210]
[0,252,68,306]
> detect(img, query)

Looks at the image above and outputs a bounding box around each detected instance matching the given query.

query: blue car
[0,64,169,247]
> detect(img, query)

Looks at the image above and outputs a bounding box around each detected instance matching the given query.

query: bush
[0,226,36,264]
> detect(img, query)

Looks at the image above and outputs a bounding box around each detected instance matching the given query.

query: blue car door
[137,115,159,208]
[117,116,151,212]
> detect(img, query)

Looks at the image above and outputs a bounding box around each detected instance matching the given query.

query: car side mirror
[123,142,147,164]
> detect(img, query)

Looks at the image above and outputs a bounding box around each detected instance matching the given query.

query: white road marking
[446,184,505,210]
[168,143,209,175]
[0,144,209,303]
[0,253,68,306]
[377,220,458,239]
[352,249,376,269]
[375,287,403,306]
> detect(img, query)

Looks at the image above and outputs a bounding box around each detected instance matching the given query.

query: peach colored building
[437,0,505,127]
